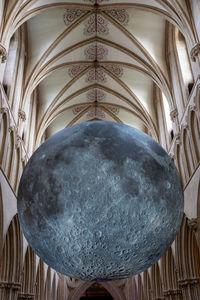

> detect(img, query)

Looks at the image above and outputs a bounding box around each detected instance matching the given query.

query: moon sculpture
[18,121,184,280]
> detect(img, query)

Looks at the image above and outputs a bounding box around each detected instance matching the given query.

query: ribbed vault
[1,0,197,149]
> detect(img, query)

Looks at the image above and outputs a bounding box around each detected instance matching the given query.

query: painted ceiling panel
[14,0,180,142]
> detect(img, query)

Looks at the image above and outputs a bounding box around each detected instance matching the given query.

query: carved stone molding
[188,104,198,112]
[18,109,26,121]
[170,108,178,122]
[163,288,182,296]
[0,281,21,290]
[18,292,35,299]
[179,277,200,288]
[21,155,27,163]
[8,125,15,133]
[0,107,9,114]
[0,44,7,63]
[191,43,200,62]
[15,134,22,149]
[175,134,181,145]
[188,218,198,232]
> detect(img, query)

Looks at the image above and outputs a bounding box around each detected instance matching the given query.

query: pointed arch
[176,215,200,299]
[35,260,45,300]
[44,267,52,300]
[50,273,58,300]
[143,270,152,300]
[0,214,23,299]
[160,246,182,298]
[150,263,163,299]
[174,28,194,96]
[18,245,36,299]
[68,280,124,300]
[137,274,144,300]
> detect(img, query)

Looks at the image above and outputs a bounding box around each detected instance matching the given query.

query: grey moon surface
[18,121,184,281]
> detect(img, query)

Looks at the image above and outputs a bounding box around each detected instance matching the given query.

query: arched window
[2,32,19,100]
[175,28,194,94]
[162,93,173,133]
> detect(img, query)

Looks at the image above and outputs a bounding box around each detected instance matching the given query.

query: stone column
[18,292,35,300]
[179,278,200,300]
[187,218,200,249]
[0,281,21,300]
[163,288,183,300]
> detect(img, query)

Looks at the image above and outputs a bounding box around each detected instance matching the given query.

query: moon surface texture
[18,121,184,281]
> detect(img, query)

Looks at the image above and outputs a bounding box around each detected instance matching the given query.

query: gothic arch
[18,246,36,299]
[161,246,181,299]
[44,267,52,300]
[35,260,45,300]
[150,262,163,299]
[68,280,124,300]
[176,216,200,298]
[137,274,144,300]
[143,270,152,300]
[50,273,57,300]
[0,214,23,299]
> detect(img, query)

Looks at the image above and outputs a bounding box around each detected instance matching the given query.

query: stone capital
[187,218,198,232]
[0,107,9,114]
[15,134,22,149]
[175,133,181,145]
[0,44,7,63]
[18,292,35,299]
[170,109,178,122]
[163,288,182,296]
[191,43,200,62]
[0,281,21,290]
[8,125,15,133]
[179,277,200,287]
[18,109,26,121]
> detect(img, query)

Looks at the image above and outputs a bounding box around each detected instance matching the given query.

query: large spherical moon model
[18,121,184,280]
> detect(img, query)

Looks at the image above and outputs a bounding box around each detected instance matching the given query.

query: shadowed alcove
[80,282,113,300]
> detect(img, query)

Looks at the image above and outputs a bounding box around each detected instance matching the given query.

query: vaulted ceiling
[2,0,193,145]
